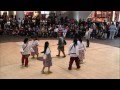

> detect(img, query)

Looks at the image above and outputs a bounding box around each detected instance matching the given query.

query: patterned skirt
[43,54,52,67]
[31,46,39,56]
[58,46,64,51]
[79,50,85,60]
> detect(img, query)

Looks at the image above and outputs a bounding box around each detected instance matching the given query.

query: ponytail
[73,38,77,47]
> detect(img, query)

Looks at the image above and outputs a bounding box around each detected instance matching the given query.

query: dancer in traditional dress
[78,37,86,64]
[41,41,52,74]
[56,33,66,57]
[68,38,80,70]
[20,38,32,67]
[31,36,39,59]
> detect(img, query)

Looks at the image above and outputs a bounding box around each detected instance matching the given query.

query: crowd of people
[1,13,119,74]
[0,14,120,40]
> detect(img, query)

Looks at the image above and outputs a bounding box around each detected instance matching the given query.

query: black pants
[68,57,80,70]
[86,39,90,47]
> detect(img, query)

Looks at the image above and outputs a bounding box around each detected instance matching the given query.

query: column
[112,11,115,22]
[16,11,25,20]
[56,11,61,15]
[73,11,80,21]
[118,11,120,22]
[8,11,14,17]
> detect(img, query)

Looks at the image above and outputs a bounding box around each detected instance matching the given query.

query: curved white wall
[60,11,92,21]
[73,11,92,21]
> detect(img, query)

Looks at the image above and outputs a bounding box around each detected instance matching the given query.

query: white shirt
[68,43,79,57]
[45,47,51,55]
[89,28,93,33]
[63,29,67,33]
[77,41,81,47]
[20,43,32,55]
[85,31,90,39]
[79,42,86,51]
[18,20,21,24]
[54,28,58,32]
[32,40,39,47]
[22,20,24,24]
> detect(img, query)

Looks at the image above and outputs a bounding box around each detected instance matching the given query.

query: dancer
[68,38,80,70]
[78,37,86,64]
[41,41,52,74]
[56,33,66,57]
[20,38,32,67]
[31,36,39,59]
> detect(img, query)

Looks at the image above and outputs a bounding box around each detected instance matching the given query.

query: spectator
[109,22,117,40]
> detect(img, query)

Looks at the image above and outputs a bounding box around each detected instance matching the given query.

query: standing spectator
[41,41,52,74]
[18,18,21,28]
[106,22,110,38]
[54,26,58,38]
[109,22,117,40]
[91,23,97,39]
[117,22,120,37]
[63,27,67,38]
[68,38,80,70]
[85,28,91,47]
[0,25,3,35]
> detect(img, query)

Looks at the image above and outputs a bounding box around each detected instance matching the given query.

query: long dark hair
[24,38,29,44]
[73,38,77,47]
[43,41,49,54]
[78,37,82,43]
[31,36,38,40]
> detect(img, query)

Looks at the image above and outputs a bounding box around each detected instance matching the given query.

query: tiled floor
[0,36,120,79]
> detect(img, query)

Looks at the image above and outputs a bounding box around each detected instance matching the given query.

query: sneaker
[41,71,45,74]
[63,55,66,58]
[48,71,52,73]
[77,66,80,69]
[56,55,60,57]
[25,65,29,67]
[68,67,72,70]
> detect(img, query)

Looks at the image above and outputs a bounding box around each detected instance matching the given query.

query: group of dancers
[20,33,87,74]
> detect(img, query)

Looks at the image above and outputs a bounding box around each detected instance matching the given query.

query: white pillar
[112,11,115,22]
[118,11,120,22]
[73,11,80,21]
[16,11,25,20]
